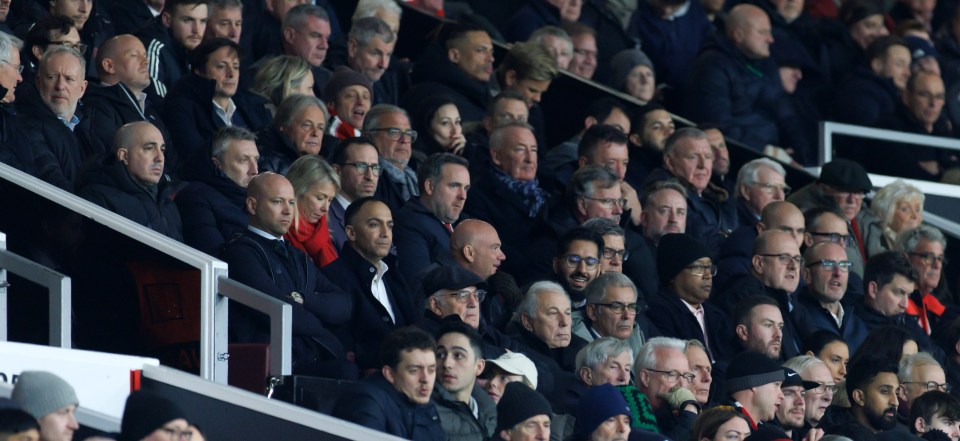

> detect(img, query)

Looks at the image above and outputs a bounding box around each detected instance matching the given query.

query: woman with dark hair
[0,408,39,440]
[806,330,850,384]
[411,95,466,156]
[691,406,750,441]
[850,325,919,368]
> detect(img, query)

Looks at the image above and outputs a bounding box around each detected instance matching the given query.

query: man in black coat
[16,45,90,192]
[831,36,910,128]
[364,104,418,213]
[331,327,445,440]
[402,23,493,124]
[77,121,183,240]
[648,233,735,363]
[321,197,420,371]
[715,201,805,294]
[220,172,355,378]
[176,127,258,255]
[0,32,31,175]
[394,153,469,283]
[136,0,207,97]
[342,16,407,106]
[79,35,173,167]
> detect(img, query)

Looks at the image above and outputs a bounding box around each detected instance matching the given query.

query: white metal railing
[0,232,71,347]
[819,121,960,164]
[218,276,292,377]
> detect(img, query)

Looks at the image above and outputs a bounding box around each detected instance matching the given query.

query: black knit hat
[495,382,552,433]
[322,66,373,104]
[656,234,711,285]
[725,351,785,393]
[119,391,187,441]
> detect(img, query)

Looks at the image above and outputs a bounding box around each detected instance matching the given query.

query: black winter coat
[136,17,190,98]
[332,372,445,441]
[78,82,175,169]
[15,99,92,192]
[403,42,491,124]
[175,160,248,256]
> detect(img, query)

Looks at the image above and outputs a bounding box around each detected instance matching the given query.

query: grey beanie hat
[609,49,655,92]
[11,371,79,419]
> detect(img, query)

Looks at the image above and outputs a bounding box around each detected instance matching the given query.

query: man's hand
[803,427,824,441]
[621,181,642,226]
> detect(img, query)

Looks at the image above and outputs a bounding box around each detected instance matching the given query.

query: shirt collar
[248,225,281,241]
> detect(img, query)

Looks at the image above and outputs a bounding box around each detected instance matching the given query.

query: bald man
[716,201,805,292]
[78,122,183,240]
[683,4,808,154]
[78,34,175,166]
[450,219,520,329]
[220,172,357,379]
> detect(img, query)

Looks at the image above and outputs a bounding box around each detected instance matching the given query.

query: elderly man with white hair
[0,31,25,173]
[898,225,953,336]
[552,336,634,414]
[735,157,789,228]
[509,280,589,399]
[633,336,701,439]
[783,355,838,429]
[574,272,658,357]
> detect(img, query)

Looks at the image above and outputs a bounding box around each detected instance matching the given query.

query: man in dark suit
[328,137,381,251]
[395,153,470,282]
[219,172,355,378]
[321,197,420,371]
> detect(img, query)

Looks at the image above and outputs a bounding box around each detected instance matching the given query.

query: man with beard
[395,153,471,282]
[719,230,807,360]
[783,356,837,430]
[550,227,604,308]
[797,242,869,349]
[648,233,734,363]
[772,367,822,440]
[625,103,674,188]
[704,125,734,196]
[825,360,900,437]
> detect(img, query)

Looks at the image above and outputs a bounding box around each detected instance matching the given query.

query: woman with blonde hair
[862,179,924,257]
[284,155,340,267]
[252,55,316,115]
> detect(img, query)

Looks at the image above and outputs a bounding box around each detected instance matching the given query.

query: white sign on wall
[0,341,159,418]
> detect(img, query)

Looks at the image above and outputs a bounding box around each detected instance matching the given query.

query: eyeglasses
[159,427,193,441]
[805,260,853,272]
[910,252,948,266]
[47,40,88,55]
[902,381,953,393]
[0,59,22,74]
[810,383,840,394]
[561,254,601,269]
[582,196,627,208]
[686,264,717,276]
[342,161,382,176]
[441,288,486,304]
[757,253,803,266]
[594,301,647,314]
[644,368,696,383]
[602,248,630,262]
[367,127,418,143]
[809,232,853,247]
[754,182,792,195]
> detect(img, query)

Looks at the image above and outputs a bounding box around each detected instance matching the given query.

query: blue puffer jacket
[683,33,789,152]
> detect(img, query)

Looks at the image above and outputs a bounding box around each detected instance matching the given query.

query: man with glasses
[634,336,701,438]
[363,104,418,213]
[395,153,470,282]
[417,265,519,359]
[329,137,380,250]
[549,227,604,309]
[719,230,808,360]
[646,127,737,256]
[716,201,805,294]
[798,242,869,349]
[898,225,954,336]
[734,158,790,228]
[898,352,950,421]
[771,367,821,440]
[783,356,837,429]
[803,206,866,283]
[582,218,629,274]
[575,272,657,357]
[650,233,734,363]
[552,337,634,415]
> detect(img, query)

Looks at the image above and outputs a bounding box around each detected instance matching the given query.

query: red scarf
[906,292,947,335]
[328,112,358,140]
[285,215,338,268]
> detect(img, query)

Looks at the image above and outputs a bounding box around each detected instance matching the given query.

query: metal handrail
[819,121,960,164]
[217,277,292,377]
[0,232,72,347]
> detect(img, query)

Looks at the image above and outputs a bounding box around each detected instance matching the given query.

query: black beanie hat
[725,351,785,393]
[120,391,187,441]
[656,234,711,285]
[495,382,552,433]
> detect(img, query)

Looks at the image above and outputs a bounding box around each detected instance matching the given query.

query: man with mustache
[432,321,498,441]
[771,368,822,440]
[550,227,604,308]
[332,326,445,440]
[825,360,900,437]
[322,197,418,371]
[78,121,182,240]
[644,127,737,256]
[648,233,735,363]
[395,153,470,282]
[136,0,208,97]
[220,172,354,378]
[797,242,870,349]
[720,230,808,360]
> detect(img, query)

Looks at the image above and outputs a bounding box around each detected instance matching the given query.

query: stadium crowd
[4,0,960,440]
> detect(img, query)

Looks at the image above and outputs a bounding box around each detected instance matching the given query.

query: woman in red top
[284,155,340,268]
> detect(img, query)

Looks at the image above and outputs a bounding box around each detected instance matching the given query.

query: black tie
[274,239,289,259]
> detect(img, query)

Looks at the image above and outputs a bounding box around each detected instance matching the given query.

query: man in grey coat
[433,320,498,441]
